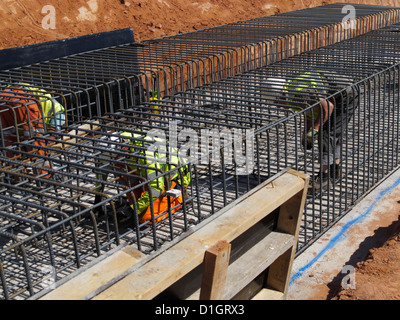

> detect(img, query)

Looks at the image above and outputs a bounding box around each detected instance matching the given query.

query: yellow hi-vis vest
[17,83,65,129]
[120,132,191,214]
[284,72,327,120]
[149,90,161,115]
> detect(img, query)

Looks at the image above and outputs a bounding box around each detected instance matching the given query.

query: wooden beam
[200,240,231,300]
[265,169,309,296]
[41,245,145,300]
[41,170,308,300]
[92,171,306,300]
[52,121,101,149]
[277,169,309,236]
[187,231,294,300]
[223,232,294,300]
[265,248,293,296]
[252,288,285,300]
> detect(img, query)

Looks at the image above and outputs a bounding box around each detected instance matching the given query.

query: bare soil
[1,0,400,300]
[1,0,400,49]
[333,216,400,300]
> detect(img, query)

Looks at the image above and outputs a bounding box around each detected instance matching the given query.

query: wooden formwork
[40,169,309,300]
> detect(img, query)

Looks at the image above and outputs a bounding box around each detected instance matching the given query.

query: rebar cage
[2,3,400,300]
[0,4,398,127]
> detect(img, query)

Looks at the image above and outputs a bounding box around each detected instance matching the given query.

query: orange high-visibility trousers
[0,88,49,176]
[0,88,44,134]
[138,181,185,224]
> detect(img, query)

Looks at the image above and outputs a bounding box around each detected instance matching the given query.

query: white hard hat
[265,77,286,90]
[261,77,286,102]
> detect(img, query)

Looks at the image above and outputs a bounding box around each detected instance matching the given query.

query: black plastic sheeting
[0,28,135,71]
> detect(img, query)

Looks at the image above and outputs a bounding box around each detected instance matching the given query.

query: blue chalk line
[290,173,400,285]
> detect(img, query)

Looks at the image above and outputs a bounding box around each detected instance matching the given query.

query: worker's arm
[135,170,165,214]
[307,98,334,132]
[136,191,152,214]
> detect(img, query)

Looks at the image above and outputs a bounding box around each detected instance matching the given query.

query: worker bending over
[0,83,65,175]
[95,131,191,224]
[0,83,65,148]
[265,71,359,191]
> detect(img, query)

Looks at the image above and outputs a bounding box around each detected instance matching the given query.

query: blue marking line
[290,174,400,285]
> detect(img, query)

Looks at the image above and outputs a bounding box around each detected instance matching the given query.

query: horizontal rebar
[2,4,400,300]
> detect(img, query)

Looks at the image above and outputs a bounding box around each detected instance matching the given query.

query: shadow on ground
[325,214,400,299]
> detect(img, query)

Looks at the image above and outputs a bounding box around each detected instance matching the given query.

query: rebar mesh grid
[2,39,400,299]
[0,3,398,141]
[1,4,400,300]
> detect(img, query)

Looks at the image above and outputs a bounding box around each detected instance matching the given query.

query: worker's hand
[302,129,318,150]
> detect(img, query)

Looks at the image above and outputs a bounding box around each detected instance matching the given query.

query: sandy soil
[335,235,400,299]
[1,0,400,49]
[333,217,400,300]
[1,0,400,300]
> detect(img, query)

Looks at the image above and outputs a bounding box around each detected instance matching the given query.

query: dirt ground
[1,0,400,49]
[329,203,400,300]
[1,0,400,300]
[334,224,400,300]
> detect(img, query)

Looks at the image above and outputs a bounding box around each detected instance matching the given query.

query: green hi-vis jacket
[16,83,65,129]
[284,72,328,120]
[120,132,191,214]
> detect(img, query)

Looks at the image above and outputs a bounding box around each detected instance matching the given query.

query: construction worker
[0,83,65,175]
[149,89,161,115]
[95,131,191,224]
[265,71,359,191]
[0,83,65,148]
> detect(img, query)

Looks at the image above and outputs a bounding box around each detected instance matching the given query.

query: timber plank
[41,245,145,300]
[200,240,231,300]
[223,232,294,300]
[252,288,285,300]
[93,171,305,300]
